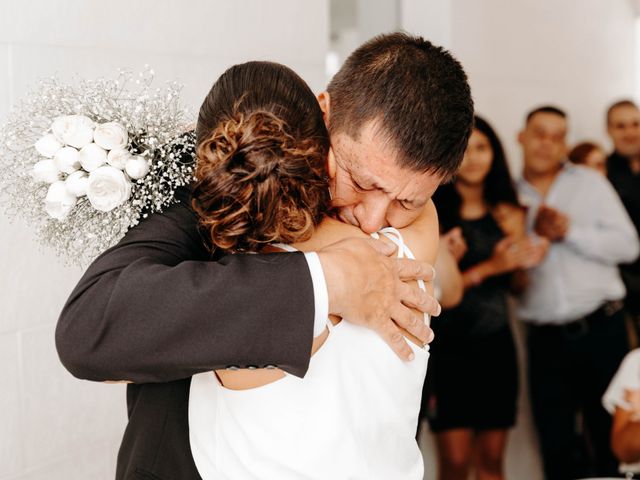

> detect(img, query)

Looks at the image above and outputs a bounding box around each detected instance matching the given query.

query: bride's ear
[326,147,337,179]
[317,92,331,127]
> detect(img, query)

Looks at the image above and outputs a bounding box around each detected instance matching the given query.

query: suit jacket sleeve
[55,189,315,383]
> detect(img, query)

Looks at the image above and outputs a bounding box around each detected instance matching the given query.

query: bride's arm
[395,200,439,337]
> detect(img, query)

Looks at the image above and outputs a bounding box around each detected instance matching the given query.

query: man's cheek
[336,207,359,227]
[330,183,357,208]
[387,208,422,229]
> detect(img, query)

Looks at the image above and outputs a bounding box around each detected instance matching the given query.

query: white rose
[65,170,89,197]
[53,146,81,174]
[86,166,132,212]
[51,115,95,149]
[125,156,150,180]
[93,122,129,150]
[45,181,77,221]
[79,143,107,172]
[35,134,63,158]
[32,159,61,184]
[107,148,132,170]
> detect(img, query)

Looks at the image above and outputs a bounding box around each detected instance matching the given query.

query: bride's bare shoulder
[293,217,369,252]
[398,200,439,263]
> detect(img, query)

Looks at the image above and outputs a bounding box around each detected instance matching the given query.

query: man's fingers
[394,258,435,282]
[376,319,415,361]
[389,302,430,344]
[397,281,441,317]
[365,237,396,256]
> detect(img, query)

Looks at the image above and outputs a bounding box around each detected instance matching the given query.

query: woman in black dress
[422,116,547,480]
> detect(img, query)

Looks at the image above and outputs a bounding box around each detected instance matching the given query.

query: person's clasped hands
[534,204,570,242]
[442,225,547,276]
[442,227,468,262]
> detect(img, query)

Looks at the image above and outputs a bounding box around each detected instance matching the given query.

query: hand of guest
[534,205,570,241]
[533,205,555,239]
[318,237,438,361]
[624,389,640,420]
[518,235,550,269]
[493,203,528,239]
[552,211,570,240]
[442,227,467,262]
[488,237,533,274]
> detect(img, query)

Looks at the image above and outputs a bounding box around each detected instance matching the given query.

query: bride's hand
[318,237,438,361]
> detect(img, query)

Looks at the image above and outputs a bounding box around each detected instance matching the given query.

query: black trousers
[527,302,629,480]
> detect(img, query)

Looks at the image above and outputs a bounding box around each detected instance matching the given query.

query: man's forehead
[610,106,640,123]
[339,135,403,179]
[334,125,400,175]
[348,147,439,201]
[333,119,441,198]
[528,113,566,130]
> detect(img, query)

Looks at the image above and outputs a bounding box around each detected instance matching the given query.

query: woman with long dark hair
[421,116,547,480]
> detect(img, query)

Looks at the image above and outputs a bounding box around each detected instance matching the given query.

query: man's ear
[517,130,525,146]
[318,91,331,128]
[327,147,337,179]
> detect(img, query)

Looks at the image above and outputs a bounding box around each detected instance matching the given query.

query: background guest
[422,116,545,480]
[516,105,639,479]
[607,100,640,339]
[602,348,640,472]
[568,141,607,176]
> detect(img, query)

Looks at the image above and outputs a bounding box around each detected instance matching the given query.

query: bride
[188,60,439,479]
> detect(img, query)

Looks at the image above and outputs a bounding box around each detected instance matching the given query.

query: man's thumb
[368,237,396,256]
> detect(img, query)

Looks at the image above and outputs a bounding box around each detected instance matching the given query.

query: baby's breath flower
[0,68,196,266]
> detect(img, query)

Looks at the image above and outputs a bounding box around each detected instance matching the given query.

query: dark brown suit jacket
[56,187,315,479]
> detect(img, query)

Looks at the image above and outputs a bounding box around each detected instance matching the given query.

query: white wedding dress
[189,228,430,479]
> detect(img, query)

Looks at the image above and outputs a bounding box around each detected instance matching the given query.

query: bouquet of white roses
[0,68,196,265]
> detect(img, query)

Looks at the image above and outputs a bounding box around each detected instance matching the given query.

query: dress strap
[371,228,429,326]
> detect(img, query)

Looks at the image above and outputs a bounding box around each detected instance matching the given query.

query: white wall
[450,0,638,174]
[0,1,328,479]
[401,0,452,48]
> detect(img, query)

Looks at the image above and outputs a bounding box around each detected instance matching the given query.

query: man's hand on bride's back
[317,237,439,361]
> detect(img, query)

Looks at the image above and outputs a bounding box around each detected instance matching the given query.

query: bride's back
[189,213,435,479]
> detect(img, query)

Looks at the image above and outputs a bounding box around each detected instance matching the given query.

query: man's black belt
[528,299,624,338]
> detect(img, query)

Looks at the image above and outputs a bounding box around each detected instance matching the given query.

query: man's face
[607,105,640,158]
[519,112,567,176]
[328,120,443,234]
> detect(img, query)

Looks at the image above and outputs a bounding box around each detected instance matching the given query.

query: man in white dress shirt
[516,105,640,479]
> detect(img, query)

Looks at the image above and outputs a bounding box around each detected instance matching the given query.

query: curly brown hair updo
[192,61,330,253]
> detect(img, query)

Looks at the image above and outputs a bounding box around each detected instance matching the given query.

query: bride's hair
[192,61,330,252]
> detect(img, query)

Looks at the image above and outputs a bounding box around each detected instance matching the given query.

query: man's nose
[356,199,389,234]
[540,136,554,147]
